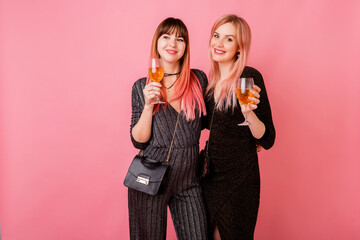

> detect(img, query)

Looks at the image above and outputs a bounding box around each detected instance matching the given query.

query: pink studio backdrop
[1,0,360,239]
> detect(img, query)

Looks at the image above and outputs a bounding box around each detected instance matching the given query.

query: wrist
[144,103,154,110]
[245,110,256,119]
[241,108,253,116]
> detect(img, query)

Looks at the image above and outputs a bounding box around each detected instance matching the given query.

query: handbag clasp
[136,176,149,185]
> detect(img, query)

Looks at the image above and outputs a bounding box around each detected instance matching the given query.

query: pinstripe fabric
[128,69,208,240]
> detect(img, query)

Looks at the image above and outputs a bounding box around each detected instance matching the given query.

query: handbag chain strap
[165,113,180,163]
[139,113,180,163]
[205,109,215,155]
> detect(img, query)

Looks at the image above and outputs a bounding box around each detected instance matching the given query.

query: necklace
[163,73,180,90]
[163,72,180,77]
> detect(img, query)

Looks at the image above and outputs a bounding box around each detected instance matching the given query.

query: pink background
[1,0,360,239]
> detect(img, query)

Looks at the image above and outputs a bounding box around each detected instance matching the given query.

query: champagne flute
[235,77,255,126]
[148,58,165,104]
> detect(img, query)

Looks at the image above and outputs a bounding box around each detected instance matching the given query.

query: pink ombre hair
[147,17,206,120]
[207,15,251,111]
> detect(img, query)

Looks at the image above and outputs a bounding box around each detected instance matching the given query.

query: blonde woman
[201,15,276,240]
[129,18,208,240]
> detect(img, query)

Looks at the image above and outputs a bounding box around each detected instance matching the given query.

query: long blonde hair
[207,14,251,111]
[148,17,206,120]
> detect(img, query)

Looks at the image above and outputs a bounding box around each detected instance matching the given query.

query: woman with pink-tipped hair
[201,14,276,240]
[129,17,208,240]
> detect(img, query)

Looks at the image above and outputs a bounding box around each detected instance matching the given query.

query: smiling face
[157,32,186,65]
[210,22,239,64]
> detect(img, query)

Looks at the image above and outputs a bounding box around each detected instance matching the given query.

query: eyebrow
[214,31,235,38]
[164,33,184,38]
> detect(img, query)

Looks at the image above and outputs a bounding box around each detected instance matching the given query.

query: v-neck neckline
[167,102,181,115]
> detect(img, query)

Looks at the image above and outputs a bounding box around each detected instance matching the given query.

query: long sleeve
[246,67,276,150]
[130,78,149,149]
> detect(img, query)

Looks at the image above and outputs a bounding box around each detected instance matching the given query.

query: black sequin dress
[201,66,276,240]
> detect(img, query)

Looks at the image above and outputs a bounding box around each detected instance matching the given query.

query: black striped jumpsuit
[128,69,208,240]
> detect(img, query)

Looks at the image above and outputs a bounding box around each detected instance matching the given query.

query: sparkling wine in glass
[235,77,255,126]
[148,58,165,104]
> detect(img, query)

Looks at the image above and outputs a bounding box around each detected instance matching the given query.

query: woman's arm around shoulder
[191,69,208,95]
[192,69,209,130]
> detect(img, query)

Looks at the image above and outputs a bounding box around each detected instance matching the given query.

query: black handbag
[124,113,180,195]
[198,109,215,179]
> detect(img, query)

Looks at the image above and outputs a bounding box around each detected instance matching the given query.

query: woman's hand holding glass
[148,57,165,104]
[236,77,261,126]
[143,82,162,107]
[239,85,261,114]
